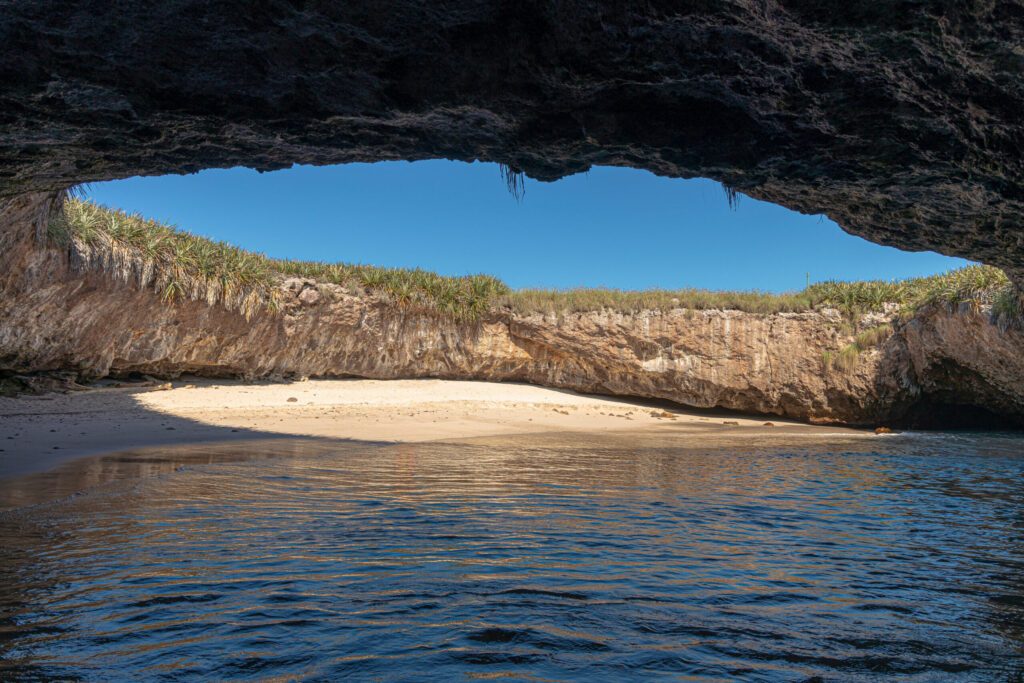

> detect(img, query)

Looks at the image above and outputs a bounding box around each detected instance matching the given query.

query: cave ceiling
[1,1,1022,279]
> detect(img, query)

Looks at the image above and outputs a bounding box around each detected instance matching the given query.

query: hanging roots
[722,183,740,210]
[499,163,526,202]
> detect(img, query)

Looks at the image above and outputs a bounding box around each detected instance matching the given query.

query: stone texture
[2,195,1021,427]
[0,2,1022,280]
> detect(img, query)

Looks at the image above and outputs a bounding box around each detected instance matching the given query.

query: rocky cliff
[3,195,1022,427]
[1,1,1023,282]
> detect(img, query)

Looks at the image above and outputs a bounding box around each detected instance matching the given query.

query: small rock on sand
[287,397,299,403]
[722,420,740,426]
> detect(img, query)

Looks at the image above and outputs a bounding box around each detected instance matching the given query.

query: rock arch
[1,1,1022,280]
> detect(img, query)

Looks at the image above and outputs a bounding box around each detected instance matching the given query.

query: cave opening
[897,400,1024,432]
[9,159,1018,428]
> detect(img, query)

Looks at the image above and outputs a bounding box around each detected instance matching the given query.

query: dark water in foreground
[1,431,1023,681]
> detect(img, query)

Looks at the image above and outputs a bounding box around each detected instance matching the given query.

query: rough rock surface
[1,2,1023,280]
[2,196,1022,427]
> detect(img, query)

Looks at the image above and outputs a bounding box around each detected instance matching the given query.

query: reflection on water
[1,431,1022,681]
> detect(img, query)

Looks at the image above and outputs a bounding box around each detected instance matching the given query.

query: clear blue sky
[86,161,967,292]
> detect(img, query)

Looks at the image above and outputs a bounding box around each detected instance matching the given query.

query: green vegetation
[50,198,280,318]
[805,266,1012,316]
[49,199,507,320]
[500,288,814,316]
[49,199,1020,325]
[851,323,895,350]
[823,345,865,374]
[502,267,1015,319]
[992,286,1024,330]
[823,323,896,373]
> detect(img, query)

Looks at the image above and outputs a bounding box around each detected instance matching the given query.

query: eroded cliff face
[3,196,1022,427]
[1,1,1023,281]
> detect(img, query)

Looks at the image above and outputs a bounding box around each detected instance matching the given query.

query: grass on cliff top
[501,267,1017,321]
[49,199,508,320]
[49,198,1019,323]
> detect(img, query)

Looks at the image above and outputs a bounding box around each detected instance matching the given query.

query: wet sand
[0,378,867,480]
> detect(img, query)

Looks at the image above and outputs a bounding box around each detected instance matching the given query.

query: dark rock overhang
[1,1,1022,280]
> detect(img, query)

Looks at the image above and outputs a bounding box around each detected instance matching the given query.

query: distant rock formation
[3,194,1021,427]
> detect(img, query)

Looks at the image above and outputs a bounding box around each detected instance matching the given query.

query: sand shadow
[0,382,377,509]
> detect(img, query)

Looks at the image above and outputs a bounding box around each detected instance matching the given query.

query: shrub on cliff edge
[49,199,508,320]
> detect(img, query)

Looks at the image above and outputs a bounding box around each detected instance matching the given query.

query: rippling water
[1,431,1023,681]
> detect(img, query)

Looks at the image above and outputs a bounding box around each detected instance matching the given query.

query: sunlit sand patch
[0,379,870,484]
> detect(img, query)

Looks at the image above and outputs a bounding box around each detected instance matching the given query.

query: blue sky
[86,161,967,292]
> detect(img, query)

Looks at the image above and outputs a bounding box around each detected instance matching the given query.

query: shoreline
[0,378,870,482]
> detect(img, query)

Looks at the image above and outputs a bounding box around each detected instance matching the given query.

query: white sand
[0,378,864,479]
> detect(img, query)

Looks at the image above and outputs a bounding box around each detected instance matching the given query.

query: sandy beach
[0,378,869,481]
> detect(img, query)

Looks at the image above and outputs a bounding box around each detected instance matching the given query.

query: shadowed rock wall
[1,1,1022,279]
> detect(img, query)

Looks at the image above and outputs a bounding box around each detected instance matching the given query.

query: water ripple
[0,431,1022,681]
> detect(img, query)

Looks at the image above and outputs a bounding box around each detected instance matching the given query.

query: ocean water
[0,431,1022,681]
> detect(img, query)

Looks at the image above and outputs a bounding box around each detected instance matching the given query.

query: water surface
[1,431,1022,681]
